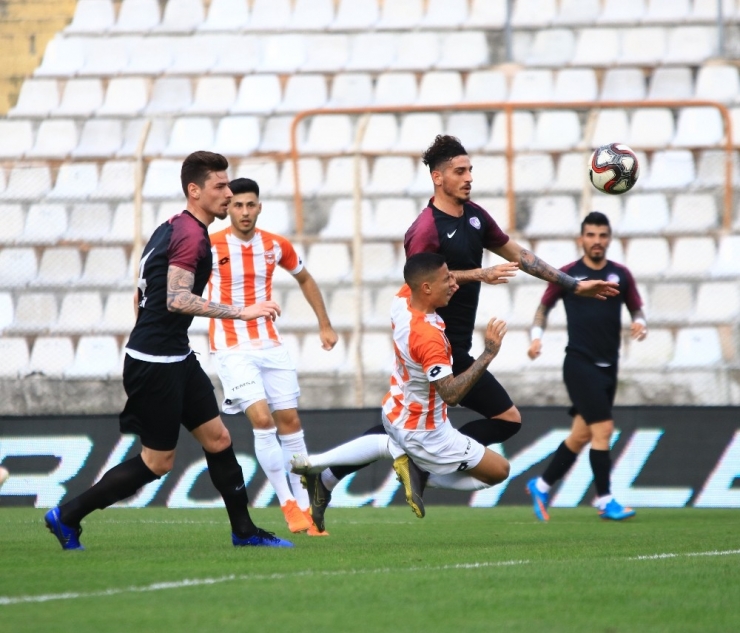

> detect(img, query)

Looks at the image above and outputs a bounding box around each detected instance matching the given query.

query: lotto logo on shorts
[457,461,469,472]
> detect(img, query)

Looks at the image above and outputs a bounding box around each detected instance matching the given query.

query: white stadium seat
[513,154,555,192]
[374,73,418,106]
[359,115,398,153]
[663,27,716,65]
[600,68,646,102]
[35,37,86,77]
[19,204,68,245]
[509,69,554,103]
[668,237,716,278]
[320,157,366,197]
[554,69,598,102]
[261,34,306,73]
[534,239,579,269]
[331,0,379,30]
[0,120,34,158]
[92,161,135,200]
[199,0,249,32]
[644,150,695,190]
[304,243,352,282]
[464,70,507,103]
[695,65,740,102]
[74,119,124,158]
[710,235,740,277]
[66,0,115,34]
[669,327,722,367]
[672,107,724,148]
[258,116,299,154]
[328,73,373,108]
[467,0,506,27]
[621,328,674,369]
[212,35,259,74]
[618,27,666,66]
[232,75,281,115]
[11,293,58,333]
[648,283,692,324]
[346,33,396,72]
[695,150,740,188]
[212,117,260,157]
[156,0,205,33]
[512,0,557,26]
[33,247,82,286]
[146,77,192,115]
[162,118,215,157]
[467,156,506,195]
[445,113,489,152]
[599,0,645,23]
[526,196,580,237]
[298,335,347,373]
[303,35,349,73]
[525,29,576,67]
[643,0,690,22]
[29,337,75,377]
[531,111,581,151]
[361,243,401,282]
[555,0,601,25]
[142,160,182,199]
[624,237,670,277]
[77,37,132,77]
[359,332,395,374]
[65,335,121,378]
[122,37,173,75]
[417,71,463,106]
[590,109,629,147]
[47,163,99,201]
[571,28,619,66]
[301,115,353,155]
[378,0,423,29]
[0,248,37,287]
[628,108,674,149]
[55,291,105,333]
[0,166,52,201]
[53,78,103,117]
[8,79,59,117]
[368,199,419,240]
[692,282,740,324]
[437,31,489,70]
[278,75,327,113]
[26,119,78,159]
[667,194,718,234]
[326,287,360,329]
[99,291,137,333]
[188,76,237,115]
[647,67,693,101]
[392,32,440,71]
[423,0,467,28]
[112,0,160,32]
[106,202,155,243]
[395,114,444,153]
[274,158,323,198]
[290,0,334,30]
[235,160,279,192]
[553,152,590,192]
[365,157,415,196]
[0,205,24,245]
[249,0,291,30]
[487,111,535,151]
[618,193,670,235]
[66,204,112,242]
[0,338,29,377]
[79,247,129,286]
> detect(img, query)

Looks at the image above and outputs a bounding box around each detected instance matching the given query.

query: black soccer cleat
[393,454,429,519]
[301,472,331,533]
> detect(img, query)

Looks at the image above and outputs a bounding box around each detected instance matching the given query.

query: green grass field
[2,506,739,633]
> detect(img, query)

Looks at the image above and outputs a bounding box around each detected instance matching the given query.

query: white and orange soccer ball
[589,143,640,195]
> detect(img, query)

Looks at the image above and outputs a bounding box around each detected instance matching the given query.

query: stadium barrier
[1,406,739,510]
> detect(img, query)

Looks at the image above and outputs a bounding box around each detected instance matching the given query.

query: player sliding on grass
[293,253,511,518]
[45,151,293,550]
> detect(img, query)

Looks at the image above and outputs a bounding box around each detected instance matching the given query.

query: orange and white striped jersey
[208,227,303,351]
[382,285,454,432]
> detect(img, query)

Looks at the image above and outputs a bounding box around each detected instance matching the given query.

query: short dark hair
[180,151,229,197]
[581,211,611,235]
[422,135,468,172]
[229,177,260,197]
[404,252,446,290]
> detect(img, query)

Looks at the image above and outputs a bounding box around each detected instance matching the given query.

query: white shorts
[214,345,300,415]
[382,413,486,476]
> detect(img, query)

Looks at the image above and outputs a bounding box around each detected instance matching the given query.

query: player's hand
[484,317,507,356]
[320,325,338,350]
[631,321,648,341]
[528,339,542,360]
[240,301,281,322]
[574,279,619,300]
[480,262,518,285]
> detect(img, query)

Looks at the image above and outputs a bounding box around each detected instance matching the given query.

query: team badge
[607,273,620,283]
[264,250,276,264]
[469,217,481,229]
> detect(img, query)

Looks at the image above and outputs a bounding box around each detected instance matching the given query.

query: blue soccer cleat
[232,528,294,548]
[599,499,636,521]
[526,478,550,522]
[45,507,84,550]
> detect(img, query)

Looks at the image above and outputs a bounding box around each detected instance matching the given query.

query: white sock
[279,430,310,511]
[253,428,294,506]
[427,472,489,491]
[596,494,613,510]
[321,468,340,491]
[309,435,390,470]
[536,477,551,494]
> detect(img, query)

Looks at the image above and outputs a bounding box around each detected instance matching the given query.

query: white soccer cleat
[290,453,312,475]
[0,466,9,489]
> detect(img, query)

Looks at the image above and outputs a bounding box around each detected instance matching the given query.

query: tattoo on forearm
[166,266,242,319]
[519,249,578,290]
[533,303,550,329]
[435,347,498,406]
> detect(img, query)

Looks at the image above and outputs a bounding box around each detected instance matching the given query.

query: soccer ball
[589,143,640,195]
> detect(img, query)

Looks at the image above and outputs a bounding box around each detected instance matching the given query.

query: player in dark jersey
[296,136,620,528]
[44,151,293,550]
[526,211,647,522]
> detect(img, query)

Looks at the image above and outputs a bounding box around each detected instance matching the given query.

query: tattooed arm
[166,265,281,321]
[434,318,507,406]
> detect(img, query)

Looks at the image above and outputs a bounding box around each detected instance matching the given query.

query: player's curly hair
[421,135,468,172]
[181,151,229,197]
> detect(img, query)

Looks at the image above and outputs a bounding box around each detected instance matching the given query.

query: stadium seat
[554,68,598,102]
[47,163,98,201]
[304,243,352,283]
[476,197,510,233]
[53,79,103,117]
[258,116,300,154]
[302,34,350,72]
[142,160,182,199]
[644,150,695,190]
[624,237,670,277]
[600,68,646,101]
[55,292,105,333]
[132,117,172,156]
[526,196,580,237]
[628,108,674,149]
[554,0,601,24]
[256,200,292,236]
[464,70,507,103]
[366,284,398,327]
[274,157,323,198]
[509,285,548,326]
[0,121,34,158]
[261,34,306,73]
[374,72,418,106]
[391,32,440,72]
[590,109,629,147]
[106,202,155,244]
[663,27,716,65]
[672,107,723,147]
[112,0,160,32]
[26,119,78,159]
[691,0,736,22]
[367,198,418,239]
[695,150,740,188]
[249,0,291,30]
[346,33,396,71]
[0,248,38,287]
[358,332,395,374]
[28,336,75,377]
[79,247,129,287]
[235,160,279,192]
[297,334,347,373]
[301,115,353,155]
[621,328,673,369]
[33,247,82,287]
[211,116,260,157]
[122,37,174,75]
[156,0,204,33]
[618,193,670,235]
[320,157,369,196]
[331,0,379,30]
[666,194,718,234]
[552,152,589,192]
[669,327,722,367]
[0,205,24,245]
[8,79,59,118]
[514,154,555,192]
[378,0,422,29]
[65,335,121,379]
[145,77,192,115]
[467,156,506,195]
[512,0,557,26]
[156,201,185,226]
[328,73,373,108]
[359,114,399,153]
[475,285,512,328]
[187,77,237,115]
[395,114,444,153]
[407,162,437,196]
[417,71,463,106]
[534,239,579,268]
[467,0,506,27]
[326,287,361,329]
[437,31,489,70]
[647,282,692,324]
[0,166,52,201]
[362,243,401,282]
[646,66,693,101]
[11,293,58,333]
[446,113,489,152]
[171,35,225,75]
[509,69,554,102]
[668,237,716,278]
[531,111,581,151]
[571,28,619,66]
[365,157,416,196]
[643,0,690,22]
[525,29,576,67]
[280,288,321,329]
[74,119,124,158]
[99,291,136,333]
[19,204,67,245]
[66,204,112,243]
[710,235,740,277]
[232,75,281,115]
[487,111,535,151]
[695,64,740,102]
[278,75,327,113]
[162,118,214,157]
[199,0,249,31]
[289,0,334,30]
[91,161,135,201]
[79,36,134,76]
[65,0,115,33]
[422,0,467,27]
[34,37,86,77]
[0,338,29,377]
[619,28,666,66]
[692,281,740,324]
[211,35,259,74]
[599,0,645,23]
[534,329,569,369]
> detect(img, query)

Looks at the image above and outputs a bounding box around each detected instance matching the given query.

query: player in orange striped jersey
[208,178,337,536]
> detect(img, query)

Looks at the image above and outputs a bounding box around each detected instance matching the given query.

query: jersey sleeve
[276,235,304,275]
[476,205,510,250]
[621,265,644,313]
[404,207,440,257]
[409,325,453,382]
[167,215,207,273]
[540,262,578,308]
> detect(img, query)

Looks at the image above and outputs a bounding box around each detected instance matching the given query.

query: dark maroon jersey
[541,259,643,365]
[404,199,509,357]
[126,211,212,358]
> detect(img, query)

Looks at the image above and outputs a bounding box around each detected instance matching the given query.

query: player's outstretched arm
[294,268,337,350]
[449,261,518,286]
[528,303,551,360]
[166,265,280,321]
[435,318,507,406]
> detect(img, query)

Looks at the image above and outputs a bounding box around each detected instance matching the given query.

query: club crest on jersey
[607,273,620,283]
[264,250,276,264]
[469,217,481,230]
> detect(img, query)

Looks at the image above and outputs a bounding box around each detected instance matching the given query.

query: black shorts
[563,353,618,424]
[452,353,514,419]
[119,352,220,451]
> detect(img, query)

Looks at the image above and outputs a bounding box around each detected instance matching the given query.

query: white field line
[628,549,740,560]
[0,560,529,606]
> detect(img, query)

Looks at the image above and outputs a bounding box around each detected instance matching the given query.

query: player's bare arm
[294,268,337,350]
[527,303,552,360]
[495,240,620,300]
[450,261,518,286]
[166,265,281,321]
[435,318,507,406]
[630,308,648,341]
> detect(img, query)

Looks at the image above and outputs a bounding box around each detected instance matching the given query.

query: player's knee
[202,425,232,453]
[142,452,175,477]
[493,405,521,424]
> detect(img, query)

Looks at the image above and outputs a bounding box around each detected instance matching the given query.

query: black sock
[59,454,159,527]
[205,443,257,537]
[589,448,611,498]
[329,424,387,481]
[541,441,579,486]
[458,418,522,445]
